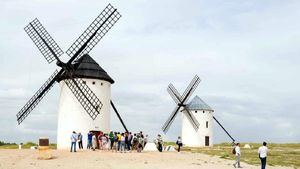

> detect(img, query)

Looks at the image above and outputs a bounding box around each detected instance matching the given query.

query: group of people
[70,131,83,152]
[233,142,268,169]
[70,131,184,154]
[72,130,152,153]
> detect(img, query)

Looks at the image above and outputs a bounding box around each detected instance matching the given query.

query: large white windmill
[16,4,128,149]
[162,75,235,147]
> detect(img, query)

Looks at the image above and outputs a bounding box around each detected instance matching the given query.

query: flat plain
[0,145,296,169]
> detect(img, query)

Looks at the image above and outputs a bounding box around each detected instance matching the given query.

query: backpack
[232,147,236,154]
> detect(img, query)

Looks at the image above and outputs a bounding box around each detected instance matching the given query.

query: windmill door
[205,136,209,146]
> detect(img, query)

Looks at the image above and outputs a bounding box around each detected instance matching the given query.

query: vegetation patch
[181,142,300,168]
[0,141,57,149]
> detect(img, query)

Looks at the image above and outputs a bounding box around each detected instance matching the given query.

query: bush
[0,141,17,146]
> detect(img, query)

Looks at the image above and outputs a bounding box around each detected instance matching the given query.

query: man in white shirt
[258,142,268,169]
[233,143,241,168]
[70,131,77,152]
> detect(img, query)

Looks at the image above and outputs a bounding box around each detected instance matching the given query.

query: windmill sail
[24,18,64,64]
[183,109,200,130]
[182,75,201,104]
[64,78,103,120]
[17,4,122,124]
[17,70,60,124]
[162,75,201,133]
[66,4,121,62]
[162,106,181,133]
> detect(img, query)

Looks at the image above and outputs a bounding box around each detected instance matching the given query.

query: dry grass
[0,142,57,149]
[181,142,300,168]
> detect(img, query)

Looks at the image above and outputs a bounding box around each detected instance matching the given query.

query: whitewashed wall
[181,110,213,147]
[57,78,111,149]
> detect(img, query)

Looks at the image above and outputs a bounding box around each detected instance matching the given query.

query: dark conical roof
[58,54,114,83]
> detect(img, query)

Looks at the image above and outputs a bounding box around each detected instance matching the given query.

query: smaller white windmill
[162,75,235,147]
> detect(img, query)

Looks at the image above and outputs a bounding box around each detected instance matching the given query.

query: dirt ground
[0,149,292,169]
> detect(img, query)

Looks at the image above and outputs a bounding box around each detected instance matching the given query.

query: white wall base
[57,78,111,149]
[181,110,213,147]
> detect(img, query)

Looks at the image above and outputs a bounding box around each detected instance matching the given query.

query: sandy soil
[0,149,291,169]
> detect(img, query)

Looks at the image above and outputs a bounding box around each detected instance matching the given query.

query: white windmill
[16,4,128,149]
[162,75,235,147]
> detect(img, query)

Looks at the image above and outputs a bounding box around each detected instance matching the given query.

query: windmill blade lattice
[24,18,64,64]
[162,106,181,133]
[162,75,201,133]
[64,78,103,120]
[17,70,60,124]
[183,109,200,130]
[66,4,121,62]
[167,84,181,104]
[182,75,201,104]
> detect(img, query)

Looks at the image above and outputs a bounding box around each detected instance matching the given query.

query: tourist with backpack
[176,136,183,152]
[156,134,163,152]
[233,143,241,168]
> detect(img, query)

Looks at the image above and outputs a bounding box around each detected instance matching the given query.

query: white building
[182,95,214,147]
[56,54,114,149]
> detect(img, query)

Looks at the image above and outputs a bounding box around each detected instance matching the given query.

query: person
[125,132,129,150]
[113,132,118,152]
[233,143,241,168]
[92,134,97,151]
[117,132,121,151]
[258,142,268,169]
[101,134,108,151]
[144,134,148,148]
[127,132,133,151]
[176,136,183,152]
[109,131,115,150]
[132,133,138,150]
[137,134,144,153]
[120,133,126,153]
[156,134,163,152]
[70,131,77,152]
[87,131,93,149]
[98,132,103,150]
[78,132,83,150]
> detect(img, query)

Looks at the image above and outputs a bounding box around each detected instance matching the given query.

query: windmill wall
[181,110,213,147]
[57,78,111,149]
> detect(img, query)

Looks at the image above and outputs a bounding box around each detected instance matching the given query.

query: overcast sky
[0,0,300,144]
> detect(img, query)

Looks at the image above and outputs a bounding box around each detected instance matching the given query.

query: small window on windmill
[92,81,96,85]
[101,83,103,86]
[195,110,197,113]
[206,121,208,128]
[203,110,205,113]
